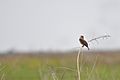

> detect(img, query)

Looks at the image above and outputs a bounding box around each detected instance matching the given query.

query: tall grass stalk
[77,47,82,80]
[49,67,59,80]
[51,71,58,80]
[1,73,5,80]
[87,54,98,80]
[55,67,76,72]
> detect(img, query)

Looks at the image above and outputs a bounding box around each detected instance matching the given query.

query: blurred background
[1,0,120,80]
[0,0,120,52]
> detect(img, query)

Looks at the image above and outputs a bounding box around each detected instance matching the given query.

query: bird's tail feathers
[87,47,90,50]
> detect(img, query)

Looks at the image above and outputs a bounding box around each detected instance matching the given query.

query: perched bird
[79,35,89,50]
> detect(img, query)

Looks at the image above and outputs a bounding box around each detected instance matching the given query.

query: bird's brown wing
[81,39,88,47]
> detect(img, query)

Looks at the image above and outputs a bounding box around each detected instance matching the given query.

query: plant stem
[77,48,82,80]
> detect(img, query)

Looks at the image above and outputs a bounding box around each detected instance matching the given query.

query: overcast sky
[0,0,120,51]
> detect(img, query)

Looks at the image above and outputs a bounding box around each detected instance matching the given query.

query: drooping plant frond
[88,35,110,43]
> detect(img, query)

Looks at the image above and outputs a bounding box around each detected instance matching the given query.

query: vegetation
[0,50,120,80]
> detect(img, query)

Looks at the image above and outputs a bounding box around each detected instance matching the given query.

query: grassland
[0,50,120,80]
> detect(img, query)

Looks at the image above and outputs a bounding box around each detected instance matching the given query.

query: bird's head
[80,35,84,39]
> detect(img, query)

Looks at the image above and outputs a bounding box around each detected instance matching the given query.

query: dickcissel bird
[79,35,89,50]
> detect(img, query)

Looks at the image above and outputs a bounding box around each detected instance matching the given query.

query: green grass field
[0,51,120,80]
